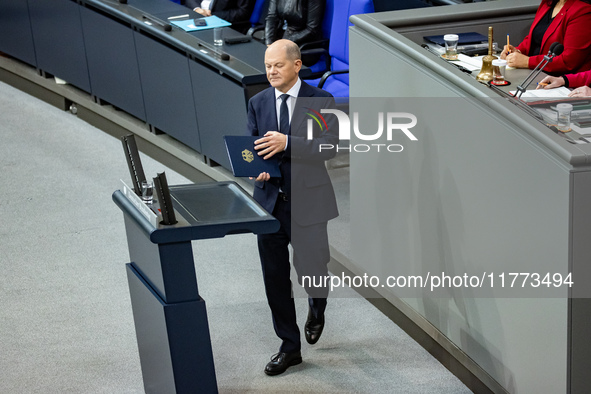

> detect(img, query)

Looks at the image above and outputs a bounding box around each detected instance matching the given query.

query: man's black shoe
[305,308,325,345]
[264,351,302,376]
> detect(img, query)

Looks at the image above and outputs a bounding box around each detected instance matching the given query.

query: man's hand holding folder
[254,131,287,159]
[252,131,287,181]
[223,135,281,179]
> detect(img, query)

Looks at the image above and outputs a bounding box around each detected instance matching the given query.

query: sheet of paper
[455,54,483,71]
[511,87,571,99]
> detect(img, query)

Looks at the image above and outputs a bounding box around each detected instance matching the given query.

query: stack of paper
[511,87,571,100]
[455,54,483,72]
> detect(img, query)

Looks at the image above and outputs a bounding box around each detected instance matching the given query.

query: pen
[537,82,549,87]
[168,14,189,20]
[507,34,510,54]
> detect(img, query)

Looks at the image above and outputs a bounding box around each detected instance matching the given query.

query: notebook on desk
[224,136,281,178]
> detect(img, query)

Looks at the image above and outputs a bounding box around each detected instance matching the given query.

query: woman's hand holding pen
[536,76,591,97]
[500,44,517,59]
[505,51,529,68]
[536,75,565,89]
[501,35,528,67]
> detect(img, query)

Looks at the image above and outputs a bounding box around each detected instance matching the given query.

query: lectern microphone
[153,172,177,225]
[121,134,147,196]
[513,41,563,99]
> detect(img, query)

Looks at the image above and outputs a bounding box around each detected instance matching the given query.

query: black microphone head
[553,43,564,56]
[220,53,230,61]
[548,42,559,53]
[164,24,172,32]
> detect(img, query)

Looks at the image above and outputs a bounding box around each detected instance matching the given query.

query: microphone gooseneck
[513,41,562,99]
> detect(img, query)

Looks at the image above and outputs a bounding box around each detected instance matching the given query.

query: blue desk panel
[80,6,146,120]
[28,0,91,92]
[0,0,37,66]
[190,59,250,168]
[135,30,202,152]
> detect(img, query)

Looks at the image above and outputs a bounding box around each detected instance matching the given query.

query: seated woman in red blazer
[500,0,591,75]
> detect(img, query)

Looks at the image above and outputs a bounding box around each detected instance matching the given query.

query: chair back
[328,0,374,86]
[322,0,335,40]
[306,0,335,74]
[250,0,270,26]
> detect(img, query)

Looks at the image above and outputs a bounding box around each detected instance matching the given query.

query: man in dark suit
[184,0,253,25]
[247,39,339,376]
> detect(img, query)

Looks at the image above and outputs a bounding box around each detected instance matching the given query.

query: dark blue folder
[224,136,281,177]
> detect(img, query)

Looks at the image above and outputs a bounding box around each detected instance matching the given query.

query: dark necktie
[279,94,290,135]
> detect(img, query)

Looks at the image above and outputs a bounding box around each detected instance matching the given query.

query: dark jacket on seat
[265,0,325,46]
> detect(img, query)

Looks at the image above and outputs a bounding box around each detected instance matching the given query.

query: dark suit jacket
[246,80,339,227]
[184,0,253,24]
[516,0,591,74]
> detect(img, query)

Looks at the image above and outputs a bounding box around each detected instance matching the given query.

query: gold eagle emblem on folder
[242,149,254,163]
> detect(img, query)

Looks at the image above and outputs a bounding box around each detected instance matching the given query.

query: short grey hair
[284,40,301,61]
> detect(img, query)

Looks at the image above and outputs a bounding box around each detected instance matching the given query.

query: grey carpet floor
[0,79,471,393]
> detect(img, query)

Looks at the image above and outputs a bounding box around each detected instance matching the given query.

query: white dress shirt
[200,0,214,10]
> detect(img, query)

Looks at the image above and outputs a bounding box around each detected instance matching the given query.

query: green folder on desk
[171,16,231,31]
